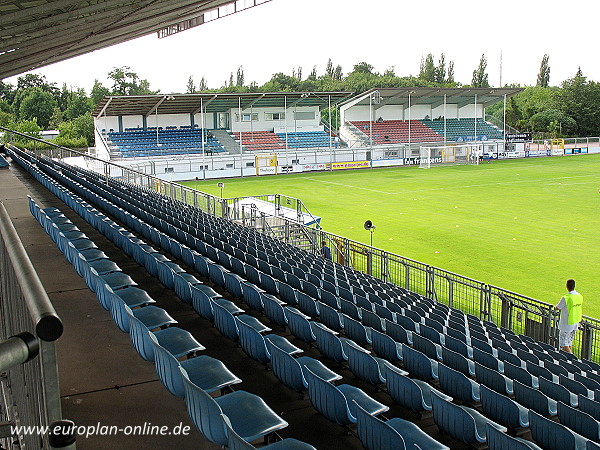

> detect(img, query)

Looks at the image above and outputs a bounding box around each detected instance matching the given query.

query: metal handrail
[0,202,63,341]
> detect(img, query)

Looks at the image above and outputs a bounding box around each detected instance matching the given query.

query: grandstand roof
[0,0,270,80]
[343,87,524,109]
[93,92,353,117]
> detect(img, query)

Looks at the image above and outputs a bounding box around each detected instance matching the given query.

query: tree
[352,62,374,74]
[48,107,64,129]
[529,109,575,134]
[505,96,523,129]
[447,61,455,84]
[72,113,95,146]
[90,79,110,105]
[308,65,317,80]
[53,120,88,148]
[236,66,245,87]
[471,54,490,87]
[228,72,234,88]
[198,76,208,91]
[0,81,15,104]
[260,72,300,92]
[186,76,196,93]
[19,88,57,129]
[419,53,436,82]
[333,65,343,81]
[2,118,42,147]
[555,68,600,136]
[64,88,92,120]
[434,54,446,84]
[0,110,14,127]
[108,66,157,95]
[537,54,550,87]
[325,59,334,78]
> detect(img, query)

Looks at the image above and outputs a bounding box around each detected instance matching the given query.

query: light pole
[218,182,224,198]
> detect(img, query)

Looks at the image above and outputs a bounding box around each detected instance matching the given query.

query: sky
[6,0,600,94]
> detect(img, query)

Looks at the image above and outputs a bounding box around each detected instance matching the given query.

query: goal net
[419,144,483,169]
[255,153,278,176]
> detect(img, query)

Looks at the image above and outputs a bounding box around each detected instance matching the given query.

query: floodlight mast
[201,96,205,180]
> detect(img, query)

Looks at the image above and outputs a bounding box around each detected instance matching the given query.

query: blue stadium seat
[513,380,557,416]
[557,401,600,441]
[503,361,538,388]
[441,347,475,377]
[559,374,592,399]
[343,316,372,347]
[384,320,413,346]
[151,334,241,397]
[412,333,442,361]
[485,423,542,450]
[355,403,449,450]
[402,345,438,381]
[237,318,301,364]
[284,307,316,344]
[579,394,600,421]
[370,329,403,362]
[223,414,316,450]
[110,293,175,333]
[431,391,506,445]
[310,322,350,364]
[267,340,341,395]
[384,362,450,414]
[343,340,387,385]
[181,367,288,446]
[305,368,388,426]
[527,360,556,381]
[539,376,578,407]
[127,306,204,362]
[262,293,288,328]
[475,362,513,395]
[438,363,480,403]
[319,302,344,332]
[528,410,588,450]
[480,385,529,429]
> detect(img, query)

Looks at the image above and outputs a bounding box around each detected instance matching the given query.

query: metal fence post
[581,322,593,360]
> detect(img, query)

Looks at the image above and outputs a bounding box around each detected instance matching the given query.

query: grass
[181,154,600,318]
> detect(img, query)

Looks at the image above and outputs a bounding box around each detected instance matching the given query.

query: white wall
[404,104,432,119]
[344,105,371,122]
[458,103,484,118]
[229,106,323,133]
[372,105,404,121]
[192,112,214,129]
[148,113,191,129]
[121,115,143,130]
[432,104,458,119]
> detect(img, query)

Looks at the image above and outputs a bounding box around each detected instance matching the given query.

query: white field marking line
[303,178,397,194]
[553,180,600,186]
[305,173,599,196]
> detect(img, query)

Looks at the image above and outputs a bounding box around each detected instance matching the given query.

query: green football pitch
[181,154,600,318]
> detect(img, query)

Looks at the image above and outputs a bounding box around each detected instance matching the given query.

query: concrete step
[212,129,241,154]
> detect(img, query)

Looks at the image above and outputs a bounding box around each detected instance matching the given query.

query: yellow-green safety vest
[565,293,583,325]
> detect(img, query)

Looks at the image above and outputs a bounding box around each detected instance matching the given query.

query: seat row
[21,151,428,449]
[14,149,454,450]
[22,162,314,449]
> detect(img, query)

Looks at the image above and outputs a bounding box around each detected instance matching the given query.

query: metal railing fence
[0,201,64,449]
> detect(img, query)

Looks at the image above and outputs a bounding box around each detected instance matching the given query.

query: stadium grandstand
[339,87,519,146]
[93,92,352,162]
[3,1,600,450]
[91,88,521,181]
